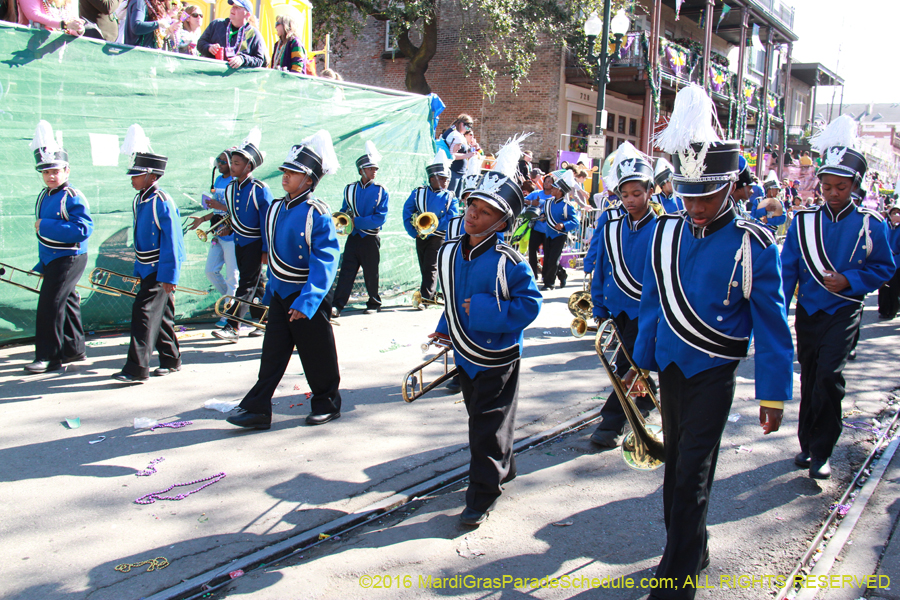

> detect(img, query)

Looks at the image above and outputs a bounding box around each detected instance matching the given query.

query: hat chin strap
[465,214,508,238]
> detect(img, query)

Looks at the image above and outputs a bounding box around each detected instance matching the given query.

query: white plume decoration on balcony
[810,114,858,153]
[654,83,721,154]
[300,129,340,175]
[120,124,152,156]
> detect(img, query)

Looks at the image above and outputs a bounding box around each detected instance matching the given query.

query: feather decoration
[431,150,450,168]
[364,140,382,164]
[654,83,722,153]
[120,124,152,155]
[30,120,61,152]
[491,132,533,180]
[810,114,858,152]
[654,157,675,177]
[300,129,340,175]
[242,126,262,149]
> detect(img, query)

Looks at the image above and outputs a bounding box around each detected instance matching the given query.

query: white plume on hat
[364,140,382,164]
[763,170,781,188]
[604,141,645,190]
[654,83,722,154]
[430,150,450,168]
[300,129,340,175]
[810,114,859,153]
[491,132,533,180]
[30,120,61,153]
[655,157,675,178]
[242,126,262,149]
[120,124,152,156]
[553,168,577,193]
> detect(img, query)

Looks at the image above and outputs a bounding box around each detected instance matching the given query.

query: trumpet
[401,338,457,402]
[90,268,209,297]
[411,290,444,310]
[196,214,232,242]
[214,295,268,330]
[332,212,353,236]
[0,262,121,297]
[412,211,439,238]
[594,319,664,471]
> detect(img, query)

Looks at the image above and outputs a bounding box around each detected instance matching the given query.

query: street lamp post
[585,4,630,200]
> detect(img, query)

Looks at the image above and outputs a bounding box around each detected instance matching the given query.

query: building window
[607,112,616,131]
[618,116,626,134]
[629,118,637,136]
[385,21,399,53]
[605,135,614,158]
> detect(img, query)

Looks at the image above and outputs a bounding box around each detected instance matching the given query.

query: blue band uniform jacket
[632,207,794,402]
[526,190,551,234]
[263,190,341,319]
[591,210,656,321]
[540,198,579,240]
[225,176,273,249]
[584,203,625,274]
[340,180,389,237]
[435,234,542,377]
[652,192,683,215]
[132,184,186,285]
[402,186,459,238]
[34,184,93,273]
[781,202,895,315]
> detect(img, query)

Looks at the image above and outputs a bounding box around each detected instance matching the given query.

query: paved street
[1,280,898,600]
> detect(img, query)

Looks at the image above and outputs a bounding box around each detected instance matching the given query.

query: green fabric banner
[0,24,436,345]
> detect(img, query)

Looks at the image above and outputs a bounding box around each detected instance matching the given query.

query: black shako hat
[466,171,524,232]
[127,152,168,176]
[615,157,654,193]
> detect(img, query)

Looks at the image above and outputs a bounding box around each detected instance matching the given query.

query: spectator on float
[784,147,795,166]
[17,0,85,35]
[799,150,813,167]
[320,68,343,80]
[125,0,180,48]
[79,0,120,41]
[271,14,307,73]
[197,0,266,69]
[518,150,533,182]
[174,4,202,54]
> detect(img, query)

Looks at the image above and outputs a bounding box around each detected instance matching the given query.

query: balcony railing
[752,0,795,30]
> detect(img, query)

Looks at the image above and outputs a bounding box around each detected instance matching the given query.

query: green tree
[314,0,633,98]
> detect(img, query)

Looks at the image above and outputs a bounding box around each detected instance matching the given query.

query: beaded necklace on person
[226,22,248,54]
[40,0,75,25]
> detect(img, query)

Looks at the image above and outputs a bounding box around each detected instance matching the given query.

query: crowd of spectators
[1,0,339,79]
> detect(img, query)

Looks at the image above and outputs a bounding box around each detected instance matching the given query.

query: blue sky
[790,0,896,104]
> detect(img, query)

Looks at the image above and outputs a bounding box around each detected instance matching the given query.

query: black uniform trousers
[35,253,88,363]
[333,233,381,310]
[649,362,737,600]
[226,239,263,329]
[415,235,443,301]
[527,228,545,280]
[795,302,862,461]
[878,267,900,318]
[596,312,657,433]
[541,233,568,287]
[458,360,519,514]
[239,289,341,417]
[123,271,180,378]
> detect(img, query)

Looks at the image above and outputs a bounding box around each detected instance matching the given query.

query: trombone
[90,268,209,297]
[332,212,353,236]
[214,295,268,330]
[195,214,232,242]
[0,262,121,297]
[411,211,439,239]
[594,319,664,471]
[402,339,457,402]
[411,290,444,310]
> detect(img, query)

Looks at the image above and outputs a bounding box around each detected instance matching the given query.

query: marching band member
[428,135,542,525]
[877,206,900,319]
[227,131,343,430]
[781,115,895,479]
[402,154,459,304]
[632,85,793,599]
[524,173,553,277]
[212,128,273,342]
[652,157,682,214]
[332,141,389,318]
[113,125,186,383]
[540,170,579,290]
[588,155,657,447]
[728,156,756,213]
[25,121,94,374]
[584,146,636,277]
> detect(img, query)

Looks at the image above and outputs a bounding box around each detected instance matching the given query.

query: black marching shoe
[112,371,148,383]
[153,366,182,377]
[363,307,382,315]
[459,507,489,526]
[809,457,831,480]
[701,547,711,571]
[445,375,461,394]
[248,327,264,338]
[25,360,61,374]
[211,326,239,343]
[226,407,271,430]
[558,270,567,288]
[62,353,87,364]
[590,428,621,448]
[541,284,555,291]
[848,349,857,361]
[306,411,340,426]
[794,451,811,468]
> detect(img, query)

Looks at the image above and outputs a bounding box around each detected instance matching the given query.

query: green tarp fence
[0,23,436,346]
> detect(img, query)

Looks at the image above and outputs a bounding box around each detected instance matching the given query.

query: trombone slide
[402,342,457,402]
[1,262,120,297]
[214,295,268,330]
[90,268,208,297]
